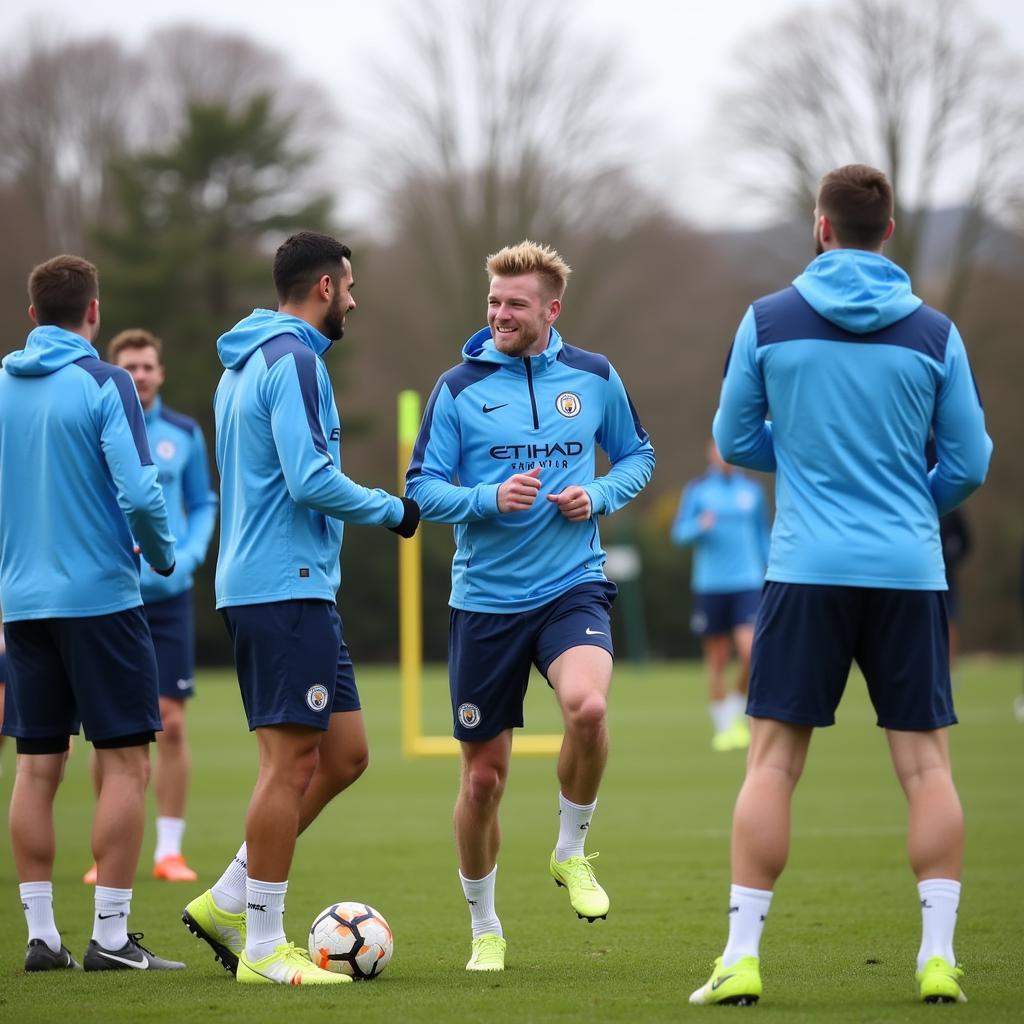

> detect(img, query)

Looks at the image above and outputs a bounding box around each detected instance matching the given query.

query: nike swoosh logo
[482,403,508,414]
[711,973,736,991]
[96,949,149,969]
[97,912,125,920]
[585,627,606,636]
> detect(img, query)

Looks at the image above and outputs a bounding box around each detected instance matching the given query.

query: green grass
[1,657,1022,1022]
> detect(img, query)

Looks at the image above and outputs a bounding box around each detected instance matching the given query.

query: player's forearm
[586,446,654,516]
[406,475,501,524]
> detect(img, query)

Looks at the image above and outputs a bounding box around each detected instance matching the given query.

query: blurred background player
[407,241,655,972]
[0,255,183,972]
[671,439,769,751]
[82,330,218,885]
[689,165,991,1008]
[182,231,419,986]
[0,613,6,770]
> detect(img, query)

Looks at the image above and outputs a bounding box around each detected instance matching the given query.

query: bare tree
[717,0,1024,313]
[355,0,657,343]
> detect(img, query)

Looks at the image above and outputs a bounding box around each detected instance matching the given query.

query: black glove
[152,561,176,577]
[388,497,421,539]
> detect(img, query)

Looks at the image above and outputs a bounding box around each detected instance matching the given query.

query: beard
[323,292,346,341]
[492,319,544,357]
[814,222,825,256]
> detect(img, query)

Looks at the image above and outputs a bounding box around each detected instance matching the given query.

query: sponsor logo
[247,902,267,913]
[176,678,192,691]
[555,392,582,418]
[580,822,589,831]
[584,627,606,636]
[690,611,708,634]
[95,949,149,969]
[711,973,737,991]
[489,441,583,460]
[728,905,739,914]
[737,491,755,510]
[466,899,478,906]
[330,427,341,441]
[457,702,482,729]
[156,439,176,460]
[306,685,330,712]
[482,403,508,414]
[98,912,125,920]
[299,568,310,578]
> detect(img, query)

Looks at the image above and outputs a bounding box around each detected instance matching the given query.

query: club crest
[457,702,482,729]
[555,392,581,418]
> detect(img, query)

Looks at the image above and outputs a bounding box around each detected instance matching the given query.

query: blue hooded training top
[671,467,769,593]
[214,309,405,608]
[406,326,655,612]
[712,249,992,590]
[139,397,218,604]
[0,326,175,620]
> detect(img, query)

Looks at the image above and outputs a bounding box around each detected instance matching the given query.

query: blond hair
[485,240,572,299]
[107,328,163,363]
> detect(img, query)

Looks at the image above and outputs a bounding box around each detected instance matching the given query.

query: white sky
[5,0,1023,229]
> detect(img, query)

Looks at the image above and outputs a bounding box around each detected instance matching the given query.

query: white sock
[93,885,131,950]
[20,881,61,952]
[722,884,773,966]
[917,878,960,970]
[726,691,747,723]
[711,699,733,735]
[555,792,596,861]
[154,816,186,862]
[459,866,502,939]
[212,842,248,914]
[245,878,287,961]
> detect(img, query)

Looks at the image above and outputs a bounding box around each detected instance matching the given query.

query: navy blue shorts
[449,581,617,742]
[145,589,195,700]
[221,599,359,731]
[748,582,954,730]
[0,650,6,683]
[690,588,761,636]
[1,607,161,743]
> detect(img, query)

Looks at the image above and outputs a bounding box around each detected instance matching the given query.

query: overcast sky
[5,0,1023,228]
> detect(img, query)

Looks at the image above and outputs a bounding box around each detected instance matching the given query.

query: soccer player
[406,240,655,972]
[0,255,184,972]
[0,619,7,769]
[688,165,991,1007]
[182,231,420,986]
[671,440,769,751]
[82,330,218,885]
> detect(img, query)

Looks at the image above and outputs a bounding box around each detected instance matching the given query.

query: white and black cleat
[25,939,80,972]
[83,932,186,971]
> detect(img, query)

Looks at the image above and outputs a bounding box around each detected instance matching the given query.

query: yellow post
[397,390,423,758]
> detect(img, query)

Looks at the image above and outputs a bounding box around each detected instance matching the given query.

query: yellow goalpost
[397,390,562,758]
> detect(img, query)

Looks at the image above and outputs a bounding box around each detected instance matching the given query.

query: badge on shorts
[555,392,581,418]
[457,702,482,729]
[306,685,329,712]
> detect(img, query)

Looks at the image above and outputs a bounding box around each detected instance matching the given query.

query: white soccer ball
[308,901,394,979]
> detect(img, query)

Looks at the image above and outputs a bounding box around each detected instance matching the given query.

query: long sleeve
[928,324,992,516]
[670,484,705,547]
[405,378,502,524]
[584,365,655,516]
[99,369,175,571]
[176,424,218,576]
[261,346,403,526]
[713,307,776,472]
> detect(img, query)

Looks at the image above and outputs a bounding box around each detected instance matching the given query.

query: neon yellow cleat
[917,956,967,1003]
[550,851,609,921]
[466,933,506,972]
[730,717,751,750]
[711,731,734,752]
[237,941,351,985]
[689,955,762,1006]
[182,889,246,975]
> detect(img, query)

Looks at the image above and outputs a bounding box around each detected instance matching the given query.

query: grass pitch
[1,657,1021,1022]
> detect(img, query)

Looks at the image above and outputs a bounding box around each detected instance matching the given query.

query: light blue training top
[712,249,992,590]
[406,326,655,612]
[0,326,175,620]
[214,309,405,608]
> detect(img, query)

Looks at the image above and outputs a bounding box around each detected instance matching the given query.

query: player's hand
[388,496,421,538]
[547,485,592,522]
[498,465,542,513]
[699,510,716,532]
[151,561,175,577]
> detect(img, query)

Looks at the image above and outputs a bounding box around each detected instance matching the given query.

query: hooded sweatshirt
[406,326,655,612]
[713,249,992,589]
[214,309,404,608]
[0,326,175,620]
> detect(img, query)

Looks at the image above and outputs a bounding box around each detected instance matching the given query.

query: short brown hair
[107,328,163,364]
[28,255,98,327]
[817,164,894,250]
[485,240,572,299]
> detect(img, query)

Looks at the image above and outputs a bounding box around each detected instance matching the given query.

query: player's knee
[159,715,185,746]
[332,745,369,791]
[566,691,607,736]
[464,760,505,806]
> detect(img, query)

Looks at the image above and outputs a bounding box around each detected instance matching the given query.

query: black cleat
[83,932,186,971]
[25,939,79,972]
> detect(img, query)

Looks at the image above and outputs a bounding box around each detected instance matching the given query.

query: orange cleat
[83,863,98,885]
[153,854,198,882]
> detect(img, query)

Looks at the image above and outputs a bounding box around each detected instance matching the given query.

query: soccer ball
[308,902,394,979]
